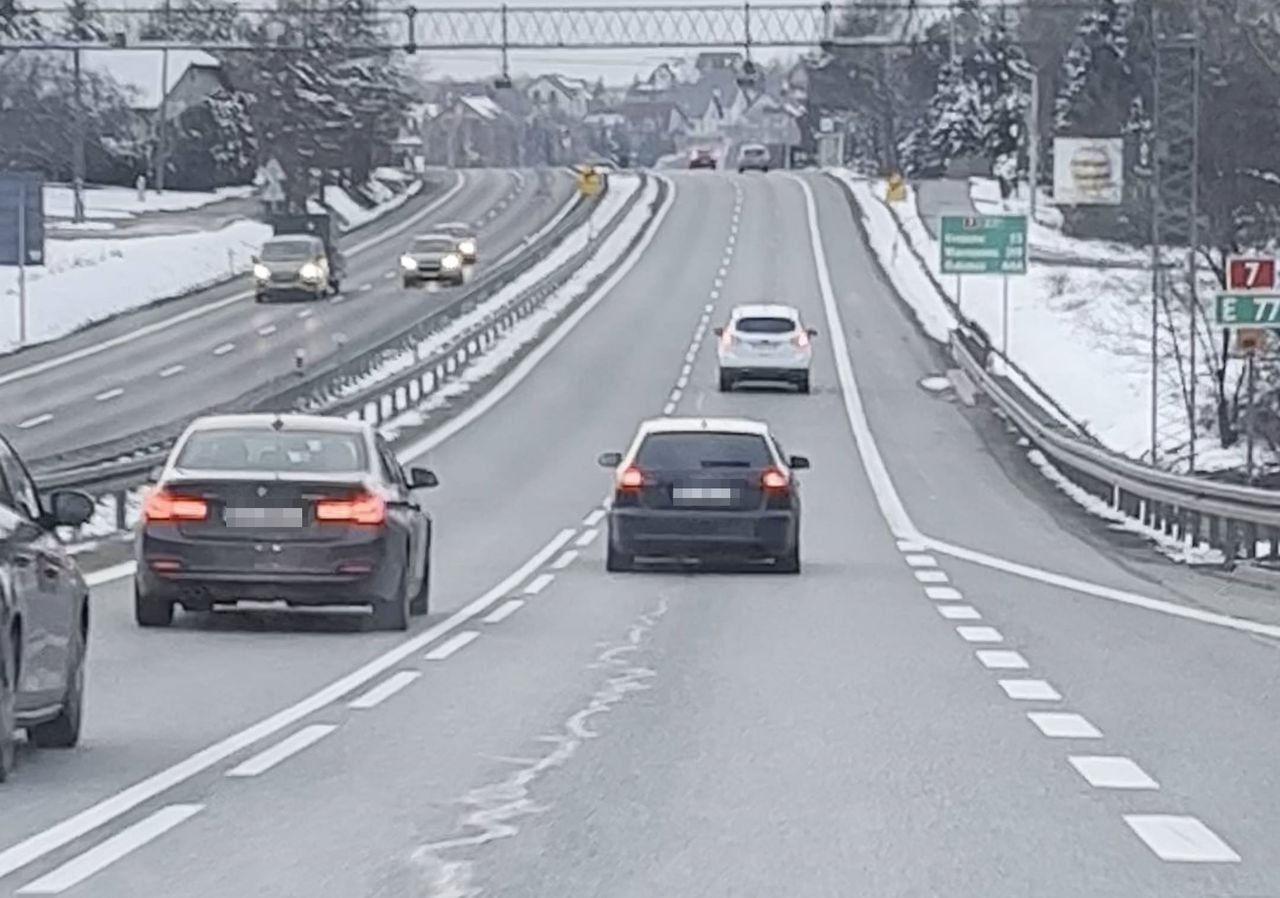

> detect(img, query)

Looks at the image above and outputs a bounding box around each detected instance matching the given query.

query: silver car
[435,222,479,263]
[253,235,332,302]
[737,143,771,173]
[400,234,465,287]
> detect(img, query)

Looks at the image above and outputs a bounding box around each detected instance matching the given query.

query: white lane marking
[937,605,981,620]
[956,625,1003,643]
[17,414,52,430]
[663,402,676,415]
[383,271,396,280]
[789,174,919,538]
[213,342,235,356]
[158,364,185,378]
[93,388,123,402]
[347,671,421,710]
[998,679,1061,701]
[0,529,576,879]
[710,289,720,300]
[483,600,525,624]
[976,650,1028,670]
[0,174,469,388]
[914,570,948,584]
[575,528,599,548]
[681,363,692,377]
[896,539,926,552]
[331,293,348,304]
[1069,756,1159,790]
[925,536,1280,642]
[16,805,203,895]
[1027,712,1103,739]
[925,586,963,600]
[225,724,337,777]
[399,177,677,462]
[704,302,714,313]
[424,630,480,661]
[904,554,937,568]
[670,388,683,403]
[523,573,555,596]
[685,350,697,363]
[1123,816,1241,863]
[84,562,138,587]
[297,308,314,319]
[713,277,723,288]
[676,375,689,389]
[582,509,606,527]
[256,324,277,337]
[358,284,373,293]
[551,549,579,570]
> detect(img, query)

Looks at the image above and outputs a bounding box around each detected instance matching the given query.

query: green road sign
[939,215,1027,275]
[1213,293,1280,327]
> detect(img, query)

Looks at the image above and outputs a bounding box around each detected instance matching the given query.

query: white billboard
[1053,137,1124,206]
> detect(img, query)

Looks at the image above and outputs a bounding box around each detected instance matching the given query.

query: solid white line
[976,650,1028,670]
[956,625,1003,643]
[347,671,421,710]
[998,679,1061,701]
[1027,712,1102,739]
[213,342,235,356]
[914,570,948,584]
[257,324,277,336]
[551,549,579,570]
[937,605,981,620]
[904,554,937,568]
[397,176,676,462]
[1069,756,1159,790]
[483,599,525,624]
[0,528,576,879]
[0,174,468,388]
[1123,815,1240,863]
[16,805,203,895]
[924,586,963,600]
[226,724,336,777]
[424,630,479,661]
[523,573,555,595]
[17,413,52,429]
[158,364,185,378]
[93,388,123,402]
[575,528,599,548]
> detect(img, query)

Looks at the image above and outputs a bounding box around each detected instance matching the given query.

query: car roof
[265,234,320,244]
[183,413,369,435]
[415,232,455,241]
[729,303,800,320]
[740,143,767,152]
[436,222,470,231]
[636,416,771,437]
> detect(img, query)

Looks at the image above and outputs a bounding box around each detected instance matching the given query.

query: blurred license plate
[224,507,303,528]
[673,487,734,503]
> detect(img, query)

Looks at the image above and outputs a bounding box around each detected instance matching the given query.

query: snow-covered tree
[163,91,256,189]
[142,0,242,43]
[1053,0,1146,136]
[62,0,108,41]
[1,0,42,39]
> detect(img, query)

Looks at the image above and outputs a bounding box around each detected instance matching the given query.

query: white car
[715,304,815,394]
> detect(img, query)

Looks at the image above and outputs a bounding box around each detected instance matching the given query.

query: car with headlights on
[401,234,465,287]
[598,417,808,574]
[253,235,334,302]
[716,303,816,393]
[0,434,95,782]
[134,413,438,632]
[435,222,479,263]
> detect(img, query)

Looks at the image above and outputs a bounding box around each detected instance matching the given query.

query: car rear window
[735,316,796,334]
[261,239,314,260]
[635,432,773,470]
[176,429,368,473]
[414,237,455,252]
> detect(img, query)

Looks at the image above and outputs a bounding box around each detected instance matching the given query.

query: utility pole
[72,46,85,223]
[156,0,171,193]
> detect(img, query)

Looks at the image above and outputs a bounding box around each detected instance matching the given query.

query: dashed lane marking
[670,388,683,403]
[213,343,235,356]
[257,324,277,337]
[681,364,692,377]
[382,271,396,280]
[483,600,525,624]
[158,364,185,378]
[1069,756,1159,790]
[676,375,689,389]
[937,605,981,620]
[17,414,52,430]
[582,509,605,527]
[298,308,314,319]
[896,539,927,552]
[956,625,1003,643]
[1027,712,1103,739]
[914,570,948,584]
[94,388,123,402]
[523,573,554,596]
[225,725,337,777]
[925,586,962,601]
[1123,815,1241,863]
[424,631,479,661]
[663,402,676,415]
[347,672,421,710]
[998,679,1061,701]
[704,303,714,313]
[551,550,579,570]
[575,528,599,548]
[976,650,1029,670]
[904,554,937,568]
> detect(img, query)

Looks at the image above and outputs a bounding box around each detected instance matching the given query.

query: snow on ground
[43,183,254,222]
[317,179,424,230]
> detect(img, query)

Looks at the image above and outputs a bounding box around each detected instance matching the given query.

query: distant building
[83,49,227,122]
[695,51,744,74]
[525,74,591,119]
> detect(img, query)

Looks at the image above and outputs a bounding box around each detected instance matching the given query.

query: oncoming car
[716,304,816,393]
[134,414,438,631]
[598,417,808,574]
[435,222,479,263]
[401,234,465,287]
[253,235,333,302]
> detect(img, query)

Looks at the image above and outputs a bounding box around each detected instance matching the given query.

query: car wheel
[605,538,634,573]
[0,630,17,783]
[134,580,174,628]
[29,617,84,749]
[738,167,745,174]
[254,293,265,303]
[402,278,414,289]
[774,540,801,574]
[798,374,811,394]
[718,370,733,392]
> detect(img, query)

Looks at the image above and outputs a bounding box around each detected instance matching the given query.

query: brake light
[792,329,810,348]
[316,493,386,525]
[720,329,736,348]
[617,465,645,491]
[761,466,790,492]
[142,488,208,522]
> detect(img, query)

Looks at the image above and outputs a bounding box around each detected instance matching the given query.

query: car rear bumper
[719,351,810,373]
[405,269,462,282]
[609,508,797,558]
[257,282,324,298]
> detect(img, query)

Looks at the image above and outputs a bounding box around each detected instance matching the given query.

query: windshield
[635,432,772,469]
[413,237,455,252]
[260,240,315,261]
[735,316,796,334]
[176,428,367,473]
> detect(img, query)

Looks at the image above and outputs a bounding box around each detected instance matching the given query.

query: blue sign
[0,173,45,267]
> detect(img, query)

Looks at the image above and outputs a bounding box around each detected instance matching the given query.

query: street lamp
[1009,59,1039,225]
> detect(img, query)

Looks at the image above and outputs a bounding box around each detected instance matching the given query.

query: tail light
[792,329,810,349]
[761,466,790,492]
[143,488,209,522]
[720,329,737,349]
[617,465,645,491]
[316,493,386,525]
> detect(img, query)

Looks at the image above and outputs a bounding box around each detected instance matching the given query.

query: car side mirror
[598,452,622,468]
[713,327,724,337]
[409,467,439,489]
[47,490,95,528]
[788,455,811,470]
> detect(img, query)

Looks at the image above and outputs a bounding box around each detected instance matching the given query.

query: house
[422,94,521,168]
[525,74,591,119]
[619,99,689,165]
[84,49,227,123]
[673,69,746,138]
[694,51,744,74]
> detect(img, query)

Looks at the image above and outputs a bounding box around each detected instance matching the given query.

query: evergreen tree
[1,0,41,40]
[163,91,256,189]
[1053,0,1145,136]
[142,0,242,43]
[62,0,108,41]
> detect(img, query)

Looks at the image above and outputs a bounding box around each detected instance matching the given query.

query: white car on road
[715,304,815,394]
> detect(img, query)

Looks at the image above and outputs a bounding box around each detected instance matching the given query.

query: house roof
[83,49,221,111]
[456,95,504,120]
[528,73,590,99]
[672,69,741,119]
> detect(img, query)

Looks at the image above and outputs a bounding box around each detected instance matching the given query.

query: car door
[0,440,71,708]
[377,439,426,593]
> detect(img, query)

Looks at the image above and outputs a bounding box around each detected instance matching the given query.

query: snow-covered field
[43,183,254,222]
[0,175,422,354]
[319,178,423,230]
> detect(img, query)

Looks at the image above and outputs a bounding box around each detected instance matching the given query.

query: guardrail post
[1208,515,1221,553]
[1269,528,1280,562]
[115,489,128,531]
[1244,522,1259,560]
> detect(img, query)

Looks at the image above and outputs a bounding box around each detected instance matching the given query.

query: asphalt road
[0,167,576,461]
[0,170,1277,897]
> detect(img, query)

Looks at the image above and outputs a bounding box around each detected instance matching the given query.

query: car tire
[774,540,801,574]
[134,581,174,628]
[403,278,414,289]
[718,370,733,392]
[738,167,745,174]
[29,617,84,749]
[0,629,17,783]
[255,293,266,303]
[605,538,634,573]
[798,374,811,394]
